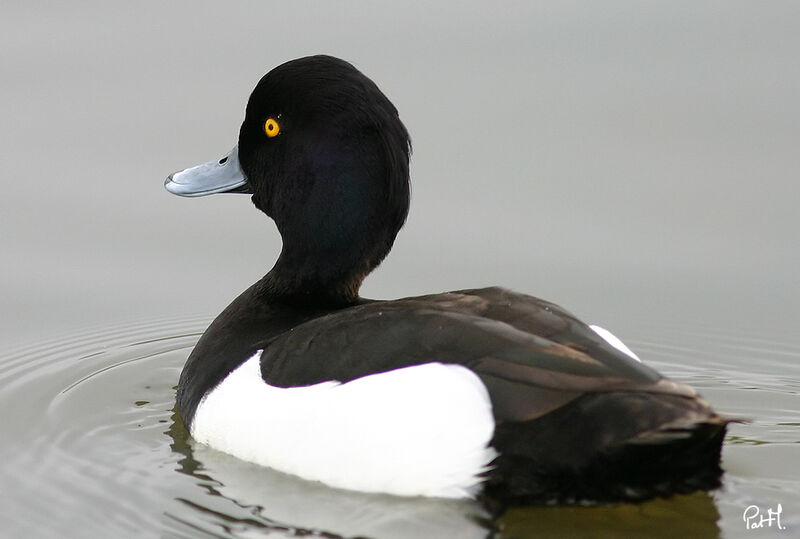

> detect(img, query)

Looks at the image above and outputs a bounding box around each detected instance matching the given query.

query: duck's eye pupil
[264,118,281,138]
[218,156,228,165]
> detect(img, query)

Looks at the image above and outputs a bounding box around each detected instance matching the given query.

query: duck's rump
[252,287,727,502]
[488,391,727,503]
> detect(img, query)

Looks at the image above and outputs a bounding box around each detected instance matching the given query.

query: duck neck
[256,246,368,307]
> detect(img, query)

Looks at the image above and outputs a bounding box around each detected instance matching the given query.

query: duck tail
[485,392,734,504]
[592,414,731,501]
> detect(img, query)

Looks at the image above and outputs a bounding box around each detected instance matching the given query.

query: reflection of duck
[165,55,728,504]
[193,442,494,539]
[500,491,721,537]
[168,412,493,538]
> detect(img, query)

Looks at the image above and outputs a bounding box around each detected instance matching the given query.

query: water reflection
[168,412,496,538]
[499,493,720,538]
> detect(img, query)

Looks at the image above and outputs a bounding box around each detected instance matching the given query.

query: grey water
[1,2,798,537]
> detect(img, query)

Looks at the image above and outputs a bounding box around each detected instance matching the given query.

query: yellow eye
[264,117,281,138]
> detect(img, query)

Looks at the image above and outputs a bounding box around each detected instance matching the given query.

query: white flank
[191,352,497,499]
[589,324,641,361]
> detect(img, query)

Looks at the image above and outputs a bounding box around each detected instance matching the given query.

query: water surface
[0,315,796,538]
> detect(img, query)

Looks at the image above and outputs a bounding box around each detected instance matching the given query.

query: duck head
[166,56,411,303]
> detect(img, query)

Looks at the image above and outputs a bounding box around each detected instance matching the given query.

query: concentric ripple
[0,317,203,537]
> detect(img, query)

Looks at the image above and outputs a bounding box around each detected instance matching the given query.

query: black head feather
[237,56,411,303]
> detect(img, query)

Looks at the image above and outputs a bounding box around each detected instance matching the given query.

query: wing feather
[256,287,693,422]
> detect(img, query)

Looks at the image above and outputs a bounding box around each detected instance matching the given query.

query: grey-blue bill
[165,146,251,197]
